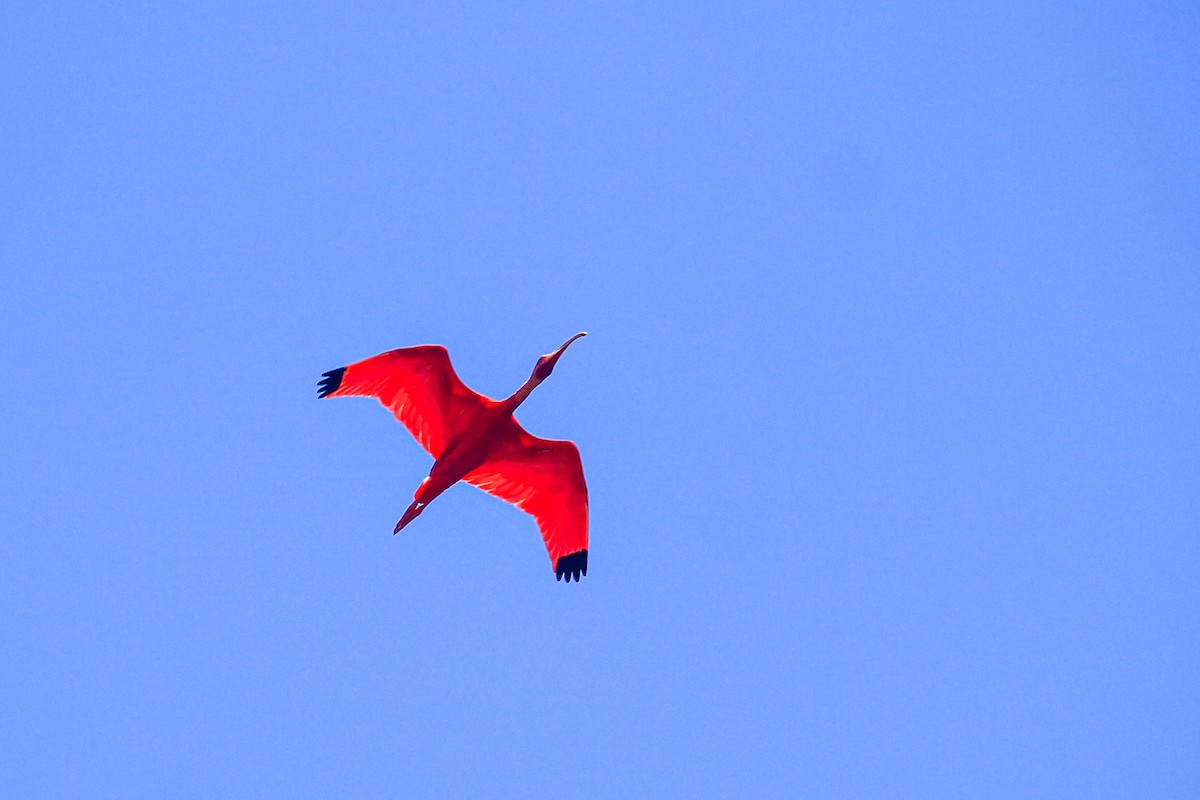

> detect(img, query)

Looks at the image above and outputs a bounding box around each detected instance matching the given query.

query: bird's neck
[501,374,543,413]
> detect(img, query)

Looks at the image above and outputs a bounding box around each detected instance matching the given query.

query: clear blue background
[2,2,1197,797]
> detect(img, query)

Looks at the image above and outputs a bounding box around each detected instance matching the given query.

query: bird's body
[318,333,589,581]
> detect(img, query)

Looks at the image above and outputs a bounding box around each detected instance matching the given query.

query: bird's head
[533,332,587,381]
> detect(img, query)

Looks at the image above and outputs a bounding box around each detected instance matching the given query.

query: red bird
[318,333,590,581]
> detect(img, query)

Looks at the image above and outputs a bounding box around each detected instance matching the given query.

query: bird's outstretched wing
[317,346,491,458]
[464,423,589,581]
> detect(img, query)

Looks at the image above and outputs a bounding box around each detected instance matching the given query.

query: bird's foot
[394,501,425,534]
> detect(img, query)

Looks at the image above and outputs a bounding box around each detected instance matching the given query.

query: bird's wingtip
[317,367,346,399]
[554,549,588,583]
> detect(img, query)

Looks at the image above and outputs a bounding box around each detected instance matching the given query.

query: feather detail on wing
[464,424,589,581]
[318,346,491,458]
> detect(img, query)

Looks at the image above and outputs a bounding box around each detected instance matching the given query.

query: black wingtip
[554,549,588,583]
[317,367,346,399]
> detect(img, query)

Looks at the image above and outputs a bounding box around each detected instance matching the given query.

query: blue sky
[2,2,1197,797]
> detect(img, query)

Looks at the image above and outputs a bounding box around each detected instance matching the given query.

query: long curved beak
[554,332,587,355]
[543,331,587,370]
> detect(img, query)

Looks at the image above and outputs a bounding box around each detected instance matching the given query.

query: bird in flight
[318,333,590,581]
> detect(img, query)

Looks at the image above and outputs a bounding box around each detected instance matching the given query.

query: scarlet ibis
[317,333,590,581]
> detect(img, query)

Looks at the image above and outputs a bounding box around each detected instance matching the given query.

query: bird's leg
[395,474,456,534]
[394,500,425,534]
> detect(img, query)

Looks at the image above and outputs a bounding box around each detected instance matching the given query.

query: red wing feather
[318,346,490,457]
[464,425,589,581]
